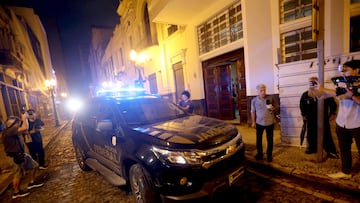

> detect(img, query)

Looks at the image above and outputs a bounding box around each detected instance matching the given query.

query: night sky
[3,0,119,96]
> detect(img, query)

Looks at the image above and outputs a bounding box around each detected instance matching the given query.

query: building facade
[0,6,58,123]
[97,0,360,146]
[88,26,115,90]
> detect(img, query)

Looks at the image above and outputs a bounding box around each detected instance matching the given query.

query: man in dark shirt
[178,90,194,114]
[26,109,47,169]
[300,77,338,158]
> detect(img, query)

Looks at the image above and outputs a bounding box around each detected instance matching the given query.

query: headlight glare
[152,147,203,165]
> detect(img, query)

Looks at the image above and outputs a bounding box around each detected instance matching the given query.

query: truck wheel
[73,142,91,171]
[129,164,159,203]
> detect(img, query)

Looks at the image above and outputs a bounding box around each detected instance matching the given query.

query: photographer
[317,59,360,179]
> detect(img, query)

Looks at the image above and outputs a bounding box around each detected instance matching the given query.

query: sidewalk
[0,121,69,195]
[232,122,360,194]
[1,120,359,196]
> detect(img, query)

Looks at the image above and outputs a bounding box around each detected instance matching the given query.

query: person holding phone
[26,109,47,169]
[300,77,338,158]
[2,113,44,199]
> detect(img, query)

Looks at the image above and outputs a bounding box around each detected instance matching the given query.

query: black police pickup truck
[71,91,246,203]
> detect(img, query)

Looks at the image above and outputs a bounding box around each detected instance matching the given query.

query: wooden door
[204,65,234,120]
[236,59,247,123]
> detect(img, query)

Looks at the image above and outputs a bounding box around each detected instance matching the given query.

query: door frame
[202,48,246,123]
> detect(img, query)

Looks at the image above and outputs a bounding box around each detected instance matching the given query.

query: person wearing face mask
[251,84,279,162]
[315,59,360,179]
[299,77,339,158]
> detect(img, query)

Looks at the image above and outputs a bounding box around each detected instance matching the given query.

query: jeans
[336,125,360,174]
[26,141,45,167]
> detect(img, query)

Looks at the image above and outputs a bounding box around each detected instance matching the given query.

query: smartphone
[20,105,26,114]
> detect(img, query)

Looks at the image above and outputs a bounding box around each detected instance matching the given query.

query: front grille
[202,133,243,169]
[158,146,246,197]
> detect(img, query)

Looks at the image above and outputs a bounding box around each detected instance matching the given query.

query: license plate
[228,167,244,186]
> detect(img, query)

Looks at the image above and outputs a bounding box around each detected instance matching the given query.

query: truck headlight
[152,147,203,165]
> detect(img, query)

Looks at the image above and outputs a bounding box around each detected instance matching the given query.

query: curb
[245,154,360,195]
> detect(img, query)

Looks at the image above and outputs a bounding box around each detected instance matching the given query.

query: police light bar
[96,86,146,98]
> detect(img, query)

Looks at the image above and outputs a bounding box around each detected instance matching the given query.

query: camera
[331,76,360,96]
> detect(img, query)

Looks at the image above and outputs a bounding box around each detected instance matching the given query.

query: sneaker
[327,172,352,179]
[12,190,30,199]
[39,165,48,170]
[27,181,44,190]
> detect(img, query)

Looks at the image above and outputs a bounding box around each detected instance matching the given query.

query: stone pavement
[1,120,359,197]
[233,122,360,194]
[0,121,69,195]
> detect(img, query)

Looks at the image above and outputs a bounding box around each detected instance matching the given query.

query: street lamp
[129,49,146,88]
[45,79,60,127]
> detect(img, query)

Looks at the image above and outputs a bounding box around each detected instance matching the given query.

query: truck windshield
[117,98,187,125]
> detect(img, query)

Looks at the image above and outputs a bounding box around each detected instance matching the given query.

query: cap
[5,116,20,129]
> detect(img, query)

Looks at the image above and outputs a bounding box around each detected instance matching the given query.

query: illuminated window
[197,1,242,55]
[280,26,317,63]
[280,0,312,24]
[279,0,317,63]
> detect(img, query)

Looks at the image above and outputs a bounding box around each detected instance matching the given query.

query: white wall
[242,0,278,96]
[324,0,346,56]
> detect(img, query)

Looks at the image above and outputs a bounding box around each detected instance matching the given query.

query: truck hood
[132,115,239,149]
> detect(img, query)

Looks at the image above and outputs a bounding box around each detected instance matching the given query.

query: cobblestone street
[1,123,135,203]
[1,122,358,202]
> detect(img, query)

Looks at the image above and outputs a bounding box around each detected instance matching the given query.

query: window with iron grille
[279,0,317,63]
[280,0,312,24]
[280,26,317,63]
[197,1,242,55]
